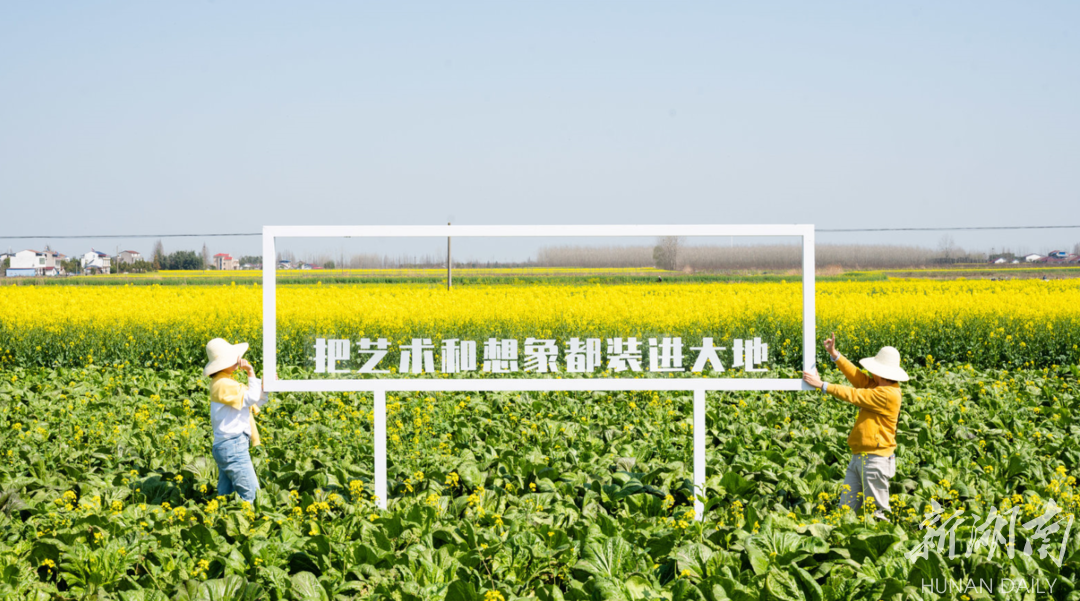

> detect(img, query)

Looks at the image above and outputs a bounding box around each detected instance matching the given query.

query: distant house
[213,253,239,270]
[80,249,111,274]
[116,250,143,265]
[992,257,1008,264]
[277,260,293,270]
[1024,254,1043,263]
[9,249,64,276]
[299,262,321,270]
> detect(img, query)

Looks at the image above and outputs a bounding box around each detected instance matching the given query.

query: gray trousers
[839,453,895,518]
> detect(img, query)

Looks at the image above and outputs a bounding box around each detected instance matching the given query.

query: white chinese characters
[312,335,772,375]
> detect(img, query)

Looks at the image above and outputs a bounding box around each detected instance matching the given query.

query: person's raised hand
[823,332,839,360]
[802,369,823,389]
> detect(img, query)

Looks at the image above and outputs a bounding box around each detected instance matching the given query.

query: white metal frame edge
[261,224,817,519]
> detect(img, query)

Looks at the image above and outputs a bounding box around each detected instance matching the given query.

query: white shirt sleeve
[244,377,270,408]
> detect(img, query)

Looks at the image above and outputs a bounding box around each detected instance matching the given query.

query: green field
[5,264,1080,287]
[0,362,1077,600]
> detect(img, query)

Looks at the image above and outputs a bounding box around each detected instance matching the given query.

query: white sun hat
[203,338,249,377]
[858,346,909,382]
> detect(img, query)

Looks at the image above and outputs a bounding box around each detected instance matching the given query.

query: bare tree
[653,236,682,270]
[201,243,210,269]
[538,242,961,270]
[537,245,653,268]
[152,239,165,271]
[938,235,957,262]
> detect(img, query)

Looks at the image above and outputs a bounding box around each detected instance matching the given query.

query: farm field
[0,278,1078,599]
[0,363,1077,599]
[0,280,1078,371]
[1,268,684,288]
[4,264,1079,287]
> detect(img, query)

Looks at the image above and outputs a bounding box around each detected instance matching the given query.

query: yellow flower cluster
[348,480,364,501]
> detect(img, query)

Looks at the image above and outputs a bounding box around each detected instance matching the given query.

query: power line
[818,225,1080,232]
[1,224,1080,239]
[0,232,260,239]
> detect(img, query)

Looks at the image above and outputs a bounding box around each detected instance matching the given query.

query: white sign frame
[262,224,816,519]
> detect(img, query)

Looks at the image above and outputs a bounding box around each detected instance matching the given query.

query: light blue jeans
[212,433,259,502]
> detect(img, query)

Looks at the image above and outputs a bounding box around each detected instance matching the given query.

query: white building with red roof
[213,253,239,270]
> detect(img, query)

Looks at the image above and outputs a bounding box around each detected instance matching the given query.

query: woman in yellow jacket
[802,333,908,520]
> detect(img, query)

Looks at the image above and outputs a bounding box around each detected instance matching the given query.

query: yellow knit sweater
[825,355,901,456]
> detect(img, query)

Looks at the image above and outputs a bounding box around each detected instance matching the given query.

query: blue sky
[1,1,1077,261]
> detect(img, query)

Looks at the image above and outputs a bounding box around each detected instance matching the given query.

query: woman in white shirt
[204,338,270,502]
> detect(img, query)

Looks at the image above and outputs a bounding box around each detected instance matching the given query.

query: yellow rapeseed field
[0,280,1077,370]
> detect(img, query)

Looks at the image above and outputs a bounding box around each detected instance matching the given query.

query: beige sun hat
[858,346,909,382]
[203,338,249,377]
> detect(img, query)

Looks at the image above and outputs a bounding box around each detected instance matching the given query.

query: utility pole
[447,222,452,290]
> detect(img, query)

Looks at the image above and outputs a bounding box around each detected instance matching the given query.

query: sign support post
[693,388,706,520]
[261,233,277,383]
[802,227,816,374]
[374,388,387,510]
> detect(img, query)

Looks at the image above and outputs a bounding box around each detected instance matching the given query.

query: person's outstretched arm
[821,381,894,414]
[833,355,872,389]
[802,367,893,414]
[824,332,872,388]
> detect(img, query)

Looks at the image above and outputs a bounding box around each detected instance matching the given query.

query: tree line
[539,238,990,271]
[145,241,261,271]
